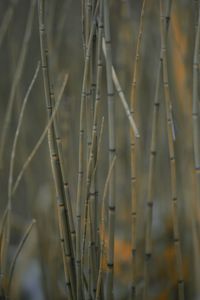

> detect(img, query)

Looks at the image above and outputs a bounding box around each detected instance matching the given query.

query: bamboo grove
[0,0,200,299]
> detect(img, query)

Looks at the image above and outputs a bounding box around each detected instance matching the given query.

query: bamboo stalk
[143,2,172,299]
[52,85,76,265]
[159,1,184,299]
[81,116,104,299]
[102,38,140,138]
[82,118,104,299]
[103,1,116,298]
[0,0,36,170]
[81,0,86,54]
[84,2,97,295]
[81,118,103,291]
[57,203,73,300]
[82,72,102,259]
[93,4,104,282]
[129,1,146,297]
[95,156,116,300]
[63,182,76,259]
[76,2,100,299]
[88,4,99,294]
[191,2,200,296]
[195,0,199,33]
[193,0,200,204]
[38,1,75,298]
[143,65,161,300]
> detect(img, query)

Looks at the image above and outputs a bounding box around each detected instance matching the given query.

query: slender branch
[7,219,36,295]
[12,74,69,196]
[0,0,36,170]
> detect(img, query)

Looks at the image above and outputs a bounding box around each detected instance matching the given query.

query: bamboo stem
[143,2,172,299]
[38,1,75,297]
[129,1,146,297]
[82,64,103,259]
[103,1,116,298]
[76,2,100,298]
[159,1,184,299]
[191,2,200,297]
[96,156,116,300]
[193,0,200,198]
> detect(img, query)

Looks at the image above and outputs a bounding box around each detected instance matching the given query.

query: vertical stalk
[193,0,200,211]
[85,2,97,295]
[81,9,104,287]
[192,2,200,297]
[129,1,146,297]
[38,1,75,298]
[143,1,172,299]
[160,1,184,299]
[96,156,116,300]
[76,2,100,299]
[103,0,116,298]
[57,138,76,258]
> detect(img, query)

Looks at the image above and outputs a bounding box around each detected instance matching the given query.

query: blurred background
[0,0,199,299]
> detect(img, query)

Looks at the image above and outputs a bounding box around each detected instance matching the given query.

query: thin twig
[7,219,36,295]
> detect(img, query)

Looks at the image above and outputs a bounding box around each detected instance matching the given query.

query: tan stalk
[38,1,75,297]
[159,1,184,299]
[76,1,100,298]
